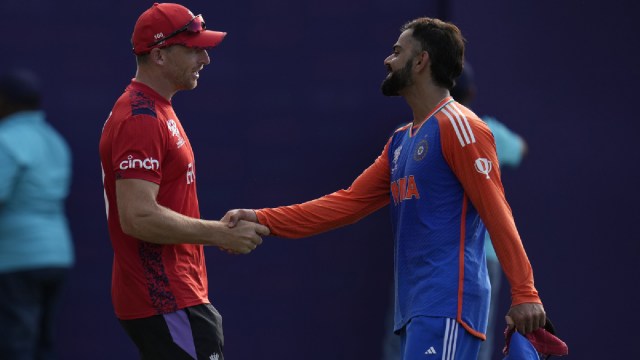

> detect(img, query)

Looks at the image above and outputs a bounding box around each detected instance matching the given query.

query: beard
[381,59,414,96]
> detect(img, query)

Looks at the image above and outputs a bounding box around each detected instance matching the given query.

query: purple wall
[1,0,638,359]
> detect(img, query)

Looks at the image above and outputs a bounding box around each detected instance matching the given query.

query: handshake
[216,209,268,255]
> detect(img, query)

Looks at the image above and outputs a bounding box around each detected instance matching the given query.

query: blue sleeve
[483,116,525,167]
[0,142,20,202]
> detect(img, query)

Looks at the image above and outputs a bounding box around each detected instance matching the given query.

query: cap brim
[174,30,227,49]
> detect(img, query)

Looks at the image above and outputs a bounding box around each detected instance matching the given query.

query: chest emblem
[413,139,428,161]
[167,119,186,148]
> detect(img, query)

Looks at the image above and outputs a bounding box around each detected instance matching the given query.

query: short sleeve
[110,115,167,184]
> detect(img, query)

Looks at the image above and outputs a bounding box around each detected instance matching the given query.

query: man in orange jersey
[224,18,546,359]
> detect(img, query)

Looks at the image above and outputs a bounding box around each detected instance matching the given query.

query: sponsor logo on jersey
[186,162,195,184]
[119,155,160,170]
[391,145,402,175]
[474,158,492,179]
[413,139,428,161]
[390,175,420,205]
[167,119,186,148]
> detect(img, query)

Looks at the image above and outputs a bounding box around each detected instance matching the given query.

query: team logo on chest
[167,119,186,148]
[413,139,428,161]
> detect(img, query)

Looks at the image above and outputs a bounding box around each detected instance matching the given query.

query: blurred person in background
[450,61,528,360]
[0,68,74,359]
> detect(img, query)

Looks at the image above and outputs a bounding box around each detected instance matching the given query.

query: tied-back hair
[401,18,465,90]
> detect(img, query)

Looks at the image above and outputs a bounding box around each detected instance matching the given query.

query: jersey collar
[410,96,454,137]
[129,79,172,106]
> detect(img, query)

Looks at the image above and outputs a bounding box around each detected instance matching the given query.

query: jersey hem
[115,298,210,320]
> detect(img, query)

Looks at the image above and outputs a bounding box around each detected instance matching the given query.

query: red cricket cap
[132,3,227,55]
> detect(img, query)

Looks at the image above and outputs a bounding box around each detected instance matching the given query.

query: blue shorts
[399,316,482,360]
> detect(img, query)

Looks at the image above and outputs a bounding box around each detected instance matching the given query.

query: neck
[134,67,175,101]
[402,81,450,127]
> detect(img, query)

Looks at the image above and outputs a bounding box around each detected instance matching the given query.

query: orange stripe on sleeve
[437,104,541,307]
[255,140,392,239]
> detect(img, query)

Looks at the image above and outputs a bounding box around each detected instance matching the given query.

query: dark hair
[450,61,474,103]
[401,18,465,89]
[0,68,42,109]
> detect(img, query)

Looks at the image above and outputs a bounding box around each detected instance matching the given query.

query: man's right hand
[216,219,269,254]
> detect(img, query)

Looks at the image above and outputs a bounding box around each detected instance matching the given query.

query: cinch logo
[391,175,420,205]
[119,155,160,170]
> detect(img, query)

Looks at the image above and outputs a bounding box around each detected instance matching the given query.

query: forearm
[485,216,541,305]
[256,189,387,238]
[256,144,391,238]
[469,181,540,304]
[121,203,229,246]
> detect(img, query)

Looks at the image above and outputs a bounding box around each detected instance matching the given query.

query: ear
[149,48,166,65]
[414,51,429,73]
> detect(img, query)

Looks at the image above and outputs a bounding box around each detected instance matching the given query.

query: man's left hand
[505,303,546,334]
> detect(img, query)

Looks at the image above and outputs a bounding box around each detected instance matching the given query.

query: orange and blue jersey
[255,97,541,339]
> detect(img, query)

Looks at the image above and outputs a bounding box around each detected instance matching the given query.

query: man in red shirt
[99,3,269,359]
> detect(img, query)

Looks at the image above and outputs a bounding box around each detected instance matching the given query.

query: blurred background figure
[0,68,74,360]
[450,61,528,360]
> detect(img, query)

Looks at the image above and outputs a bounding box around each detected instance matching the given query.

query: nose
[200,49,210,65]
[384,54,392,67]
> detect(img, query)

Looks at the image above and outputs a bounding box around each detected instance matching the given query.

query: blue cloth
[0,110,74,272]
[400,316,482,360]
[504,332,540,360]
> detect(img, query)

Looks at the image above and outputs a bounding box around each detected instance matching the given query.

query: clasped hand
[218,209,266,254]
